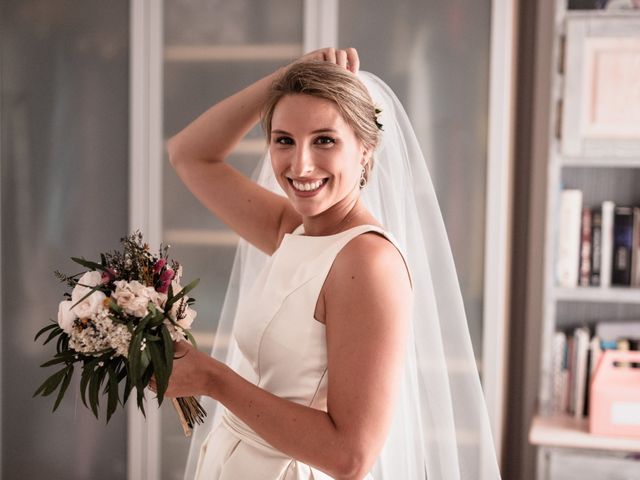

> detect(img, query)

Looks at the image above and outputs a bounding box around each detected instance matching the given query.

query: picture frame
[562,14,640,157]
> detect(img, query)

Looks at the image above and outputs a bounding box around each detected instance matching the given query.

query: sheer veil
[184,71,502,480]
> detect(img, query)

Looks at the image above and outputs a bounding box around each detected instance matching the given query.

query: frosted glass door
[1,1,130,478]
[159,2,304,478]
[339,0,491,364]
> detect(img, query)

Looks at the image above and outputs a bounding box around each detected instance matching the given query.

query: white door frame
[129,1,163,478]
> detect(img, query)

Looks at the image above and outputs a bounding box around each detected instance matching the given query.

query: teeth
[291,179,325,192]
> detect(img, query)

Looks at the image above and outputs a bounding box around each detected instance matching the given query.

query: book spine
[552,331,567,415]
[632,207,640,287]
[573,327,590,419]
[590,208,602,286]
[557,190,583,288]
[601,201,615,288]
[612,206,634,286]
[579,208,592,287]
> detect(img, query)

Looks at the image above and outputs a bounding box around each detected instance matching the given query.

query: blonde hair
[261,61,380,182]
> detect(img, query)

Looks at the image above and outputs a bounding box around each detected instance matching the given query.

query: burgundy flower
[153,259,166,274]
[101,268,117,284]
[157,268,175,294]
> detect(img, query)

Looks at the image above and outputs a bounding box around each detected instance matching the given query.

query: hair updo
[261,61,380,182]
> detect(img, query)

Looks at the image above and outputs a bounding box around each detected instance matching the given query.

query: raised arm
[166,48,359,255]
[166,67,298,255]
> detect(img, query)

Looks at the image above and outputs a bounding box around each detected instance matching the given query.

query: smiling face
[270,94,368,218]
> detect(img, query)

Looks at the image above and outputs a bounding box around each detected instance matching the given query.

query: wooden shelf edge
[529,414,640,452]
[554,286,640,304]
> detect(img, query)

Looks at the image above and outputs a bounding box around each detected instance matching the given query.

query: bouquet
[34,231,206,436]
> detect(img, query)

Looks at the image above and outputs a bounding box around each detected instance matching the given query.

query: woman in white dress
[155,47,502,480]
[160,48,413,480]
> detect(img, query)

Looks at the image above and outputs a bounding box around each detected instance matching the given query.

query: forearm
[209,363,363,480]
[167,67,285,164]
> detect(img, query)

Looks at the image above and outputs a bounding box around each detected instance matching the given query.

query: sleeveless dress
[194,224,410,480]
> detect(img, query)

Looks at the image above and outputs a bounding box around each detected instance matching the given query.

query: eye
[314,136,336,146]
[274,136,293,146]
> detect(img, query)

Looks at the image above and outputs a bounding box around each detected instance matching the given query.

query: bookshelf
[530,3,640,480]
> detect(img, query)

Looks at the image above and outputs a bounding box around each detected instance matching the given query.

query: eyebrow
[271,128,338,135]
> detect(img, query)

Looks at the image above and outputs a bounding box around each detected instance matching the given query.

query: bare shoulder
[327,231,412,297]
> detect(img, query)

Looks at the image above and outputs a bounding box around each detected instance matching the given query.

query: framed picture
[562,14,640,157]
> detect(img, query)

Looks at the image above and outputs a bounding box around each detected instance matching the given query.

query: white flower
[70,271,107,319]
[57,300,77,333]
[112,280,158,317]
[170,298,197,330]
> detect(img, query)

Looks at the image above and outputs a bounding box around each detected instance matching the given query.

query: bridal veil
[184,71,502,480]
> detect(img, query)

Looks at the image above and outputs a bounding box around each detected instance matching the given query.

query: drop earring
[359,165,367,189]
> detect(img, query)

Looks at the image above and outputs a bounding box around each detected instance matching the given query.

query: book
[573,327,590,418]
[551,331,568,415]
[600,201,615,288]
[632,207,640,286]
[557,190,583,288]
[612,206,634,286]
[579,208,592,287]
[590,207,602,286]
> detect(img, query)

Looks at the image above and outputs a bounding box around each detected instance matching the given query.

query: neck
[301,195,370,237]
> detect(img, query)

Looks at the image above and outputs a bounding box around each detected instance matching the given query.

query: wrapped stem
[171,396,207,437]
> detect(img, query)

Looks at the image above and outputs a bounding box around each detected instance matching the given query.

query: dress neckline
[284,223,385,239]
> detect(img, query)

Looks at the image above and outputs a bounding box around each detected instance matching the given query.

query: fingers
[296,47,359,74]
[346,47,360,74]
[336,49,348,70]
[323,47,337,64]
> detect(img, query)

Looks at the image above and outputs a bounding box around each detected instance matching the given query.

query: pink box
[590,349,640,438]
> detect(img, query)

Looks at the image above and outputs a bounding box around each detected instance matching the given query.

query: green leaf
[147,340,166,405]
[123,376,133,406]
[40,356,72,368]
[184,329,197,349]
[165,278,199,310]
[70,257,107,272]
[34,323,58,342]
[80,358,100,408]
[52,365,74,412]
[89,366,107,419]
[161,327,174,380]
[128,331,144,386]
[109,299,123,315]
[42,327,64,346]
[33,367,68,398]
[106,365,119,423]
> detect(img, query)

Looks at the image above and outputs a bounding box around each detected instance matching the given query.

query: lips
[287,177,329,196]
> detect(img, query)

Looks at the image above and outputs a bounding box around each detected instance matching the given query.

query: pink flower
[157,268,174,294]
[153,259,166,274]
[101,268,117,284]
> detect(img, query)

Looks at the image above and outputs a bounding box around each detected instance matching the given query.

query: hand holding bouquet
[34,231,206,436]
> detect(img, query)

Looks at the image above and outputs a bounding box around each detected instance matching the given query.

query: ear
[361,148,371,166]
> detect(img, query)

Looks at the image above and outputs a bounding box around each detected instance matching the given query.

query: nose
[290,144,314,177]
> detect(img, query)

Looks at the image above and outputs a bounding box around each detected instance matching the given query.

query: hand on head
[292,47,360,75]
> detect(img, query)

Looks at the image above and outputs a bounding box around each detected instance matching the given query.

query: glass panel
[160,2,304,478]
[339,0,491,365]
[1,1,130,478]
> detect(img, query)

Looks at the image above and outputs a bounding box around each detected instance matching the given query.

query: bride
[155,47,501,480]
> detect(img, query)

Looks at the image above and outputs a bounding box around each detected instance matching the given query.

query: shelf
[529,415,640,452]
[164,44,303,62]
[560,157,640,168]
[554,287,640,304]
[164,229,239,247]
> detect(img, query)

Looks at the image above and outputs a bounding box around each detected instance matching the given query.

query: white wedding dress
[194,223,410,480]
